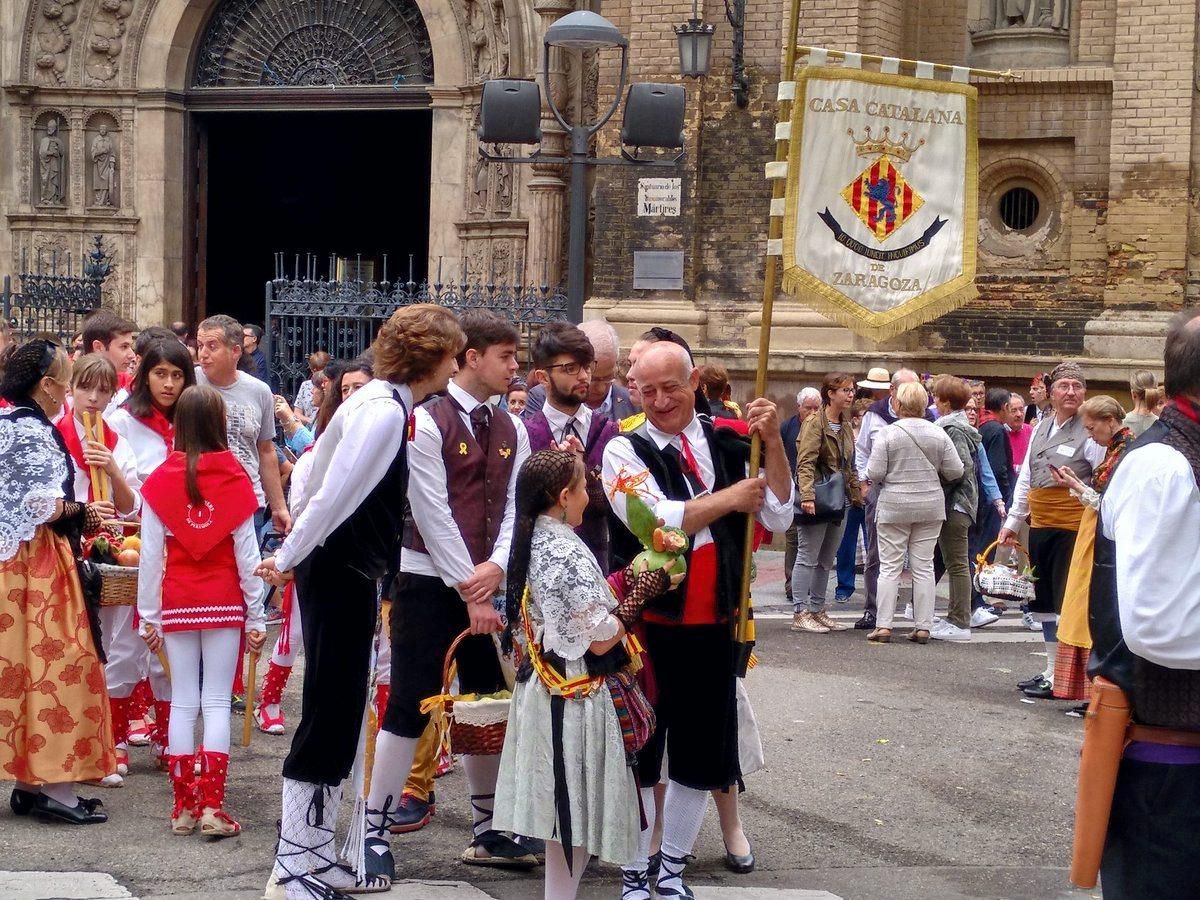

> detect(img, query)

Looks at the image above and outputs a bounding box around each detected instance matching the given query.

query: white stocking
[365,730,418,838]
[463,753,501,839]
[544,841,588,899]
[657,780,709,893]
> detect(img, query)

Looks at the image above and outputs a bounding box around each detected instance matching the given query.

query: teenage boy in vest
[602,341,793,900]
[523,321,619,571]
[852,368,927,630]
[362,310,532,886]
[257,305,464,899]
[1000,361,1104,698]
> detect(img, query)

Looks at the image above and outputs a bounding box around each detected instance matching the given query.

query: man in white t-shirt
[195,314,291,536]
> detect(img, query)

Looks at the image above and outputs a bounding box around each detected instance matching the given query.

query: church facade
[1,0,1196,391]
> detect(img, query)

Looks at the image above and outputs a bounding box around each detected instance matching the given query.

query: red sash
[55,414,118,501]
[130,406,174,453]
[141,450,257,559]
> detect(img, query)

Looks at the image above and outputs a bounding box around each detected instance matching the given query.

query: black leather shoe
[853,611,876,630]
[33,793,108,824]
[10,788,37,816]
[1016,674,1043,691]
[724,846,755,874]
[1022,676,1054,699]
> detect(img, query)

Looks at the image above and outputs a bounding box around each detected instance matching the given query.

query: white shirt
[103,387,129,419]
[1102,442,1200,669]
[855,405,893,482]
[602,413,793,554]
[107,408,170,484]
[402,381,531,591]
[67,415,142,515]
[1004,415,1106,533]
[542,401,593,446]
[137,506,265,634]
[275,378,412,571]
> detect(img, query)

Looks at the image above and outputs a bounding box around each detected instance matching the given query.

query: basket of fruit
[84,525,142,607]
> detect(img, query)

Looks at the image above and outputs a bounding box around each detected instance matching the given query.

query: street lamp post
[544,12,629,323]
[478,11,686,323]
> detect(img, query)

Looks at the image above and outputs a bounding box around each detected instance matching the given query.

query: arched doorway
[183,0,435,326]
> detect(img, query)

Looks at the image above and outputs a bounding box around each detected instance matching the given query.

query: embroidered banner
[781,65,978,340]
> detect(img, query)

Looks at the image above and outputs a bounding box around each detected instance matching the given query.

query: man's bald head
[633,340,693,385]
[631,342,699,434]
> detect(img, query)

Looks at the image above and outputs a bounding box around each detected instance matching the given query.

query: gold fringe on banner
[780,65,979,342]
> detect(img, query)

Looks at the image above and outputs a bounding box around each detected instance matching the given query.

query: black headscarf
[0,339,58,404]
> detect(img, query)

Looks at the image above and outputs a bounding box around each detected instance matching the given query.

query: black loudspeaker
[620,83,686,149]
[479,80,543,145]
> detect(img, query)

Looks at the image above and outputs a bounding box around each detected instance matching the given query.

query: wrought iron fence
[2,236,113,343]
[265,274,569,401]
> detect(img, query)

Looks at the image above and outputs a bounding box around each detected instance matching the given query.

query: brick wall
[587,0,1200,373]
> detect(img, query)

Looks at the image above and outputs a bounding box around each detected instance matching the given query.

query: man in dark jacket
[972,388,1013,613]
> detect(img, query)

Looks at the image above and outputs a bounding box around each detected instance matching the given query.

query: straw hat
[857,367,891,390]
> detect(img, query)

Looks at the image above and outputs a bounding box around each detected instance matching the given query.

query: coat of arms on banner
[781,66,978,340]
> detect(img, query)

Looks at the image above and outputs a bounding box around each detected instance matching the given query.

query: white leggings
[269,600,304,668]
[164,628,242,756]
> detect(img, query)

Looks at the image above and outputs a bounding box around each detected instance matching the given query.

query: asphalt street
[0,551,1100,900]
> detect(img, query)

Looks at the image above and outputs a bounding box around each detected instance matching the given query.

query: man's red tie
[677,432,707,491]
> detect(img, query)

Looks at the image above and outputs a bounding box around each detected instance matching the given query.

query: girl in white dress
[494,449,669,899]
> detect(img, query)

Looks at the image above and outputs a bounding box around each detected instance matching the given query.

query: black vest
[319,391,410,580]
[617,417,751,621]
[1089,420,1200,729]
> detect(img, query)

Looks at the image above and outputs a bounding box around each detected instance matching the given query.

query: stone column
[525,0,572,286]
[68,107,85,211]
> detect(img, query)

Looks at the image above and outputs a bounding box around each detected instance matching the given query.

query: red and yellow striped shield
[840,154,924,242]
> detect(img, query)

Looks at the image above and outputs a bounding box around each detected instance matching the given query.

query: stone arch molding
[21,0,537,89]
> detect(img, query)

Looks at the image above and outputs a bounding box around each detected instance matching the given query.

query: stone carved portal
[192,0,434,87]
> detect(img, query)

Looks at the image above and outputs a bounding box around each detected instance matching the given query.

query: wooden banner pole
[734,0,804,677]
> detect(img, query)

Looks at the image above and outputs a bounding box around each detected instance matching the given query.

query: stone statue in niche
[472,155,489,213]
[38,118,66,204]
[491,0,510,77]
[495,154,513,213]
[467,0,492,79]
[90,124,117,207]
[981,0,1069,31]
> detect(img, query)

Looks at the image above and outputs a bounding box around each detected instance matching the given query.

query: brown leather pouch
[1070,676,1132,889]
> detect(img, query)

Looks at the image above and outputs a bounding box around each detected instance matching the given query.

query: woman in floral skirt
[0,339,115,823]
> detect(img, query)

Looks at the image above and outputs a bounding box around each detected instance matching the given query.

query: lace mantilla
[527,515,619,660]
[0,410,67,562]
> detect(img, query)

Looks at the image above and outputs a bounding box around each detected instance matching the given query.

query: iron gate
[1,236,113,343]
[265,272,569,401]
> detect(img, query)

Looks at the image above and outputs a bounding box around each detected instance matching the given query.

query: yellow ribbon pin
[499,447,512,459]
[458,442,469,455]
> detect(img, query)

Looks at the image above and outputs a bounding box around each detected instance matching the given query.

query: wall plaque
[637,178,682,217]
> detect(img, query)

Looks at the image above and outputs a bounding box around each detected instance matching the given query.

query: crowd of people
[0,302,1188,899]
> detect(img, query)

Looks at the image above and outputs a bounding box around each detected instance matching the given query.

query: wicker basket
[973,539,1037,605]
[434,630,510,756]
[97,563,138,607]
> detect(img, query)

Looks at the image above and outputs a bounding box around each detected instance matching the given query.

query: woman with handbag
[494,449,672,899]
[865,381,964,643]
[791,372,862,634]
